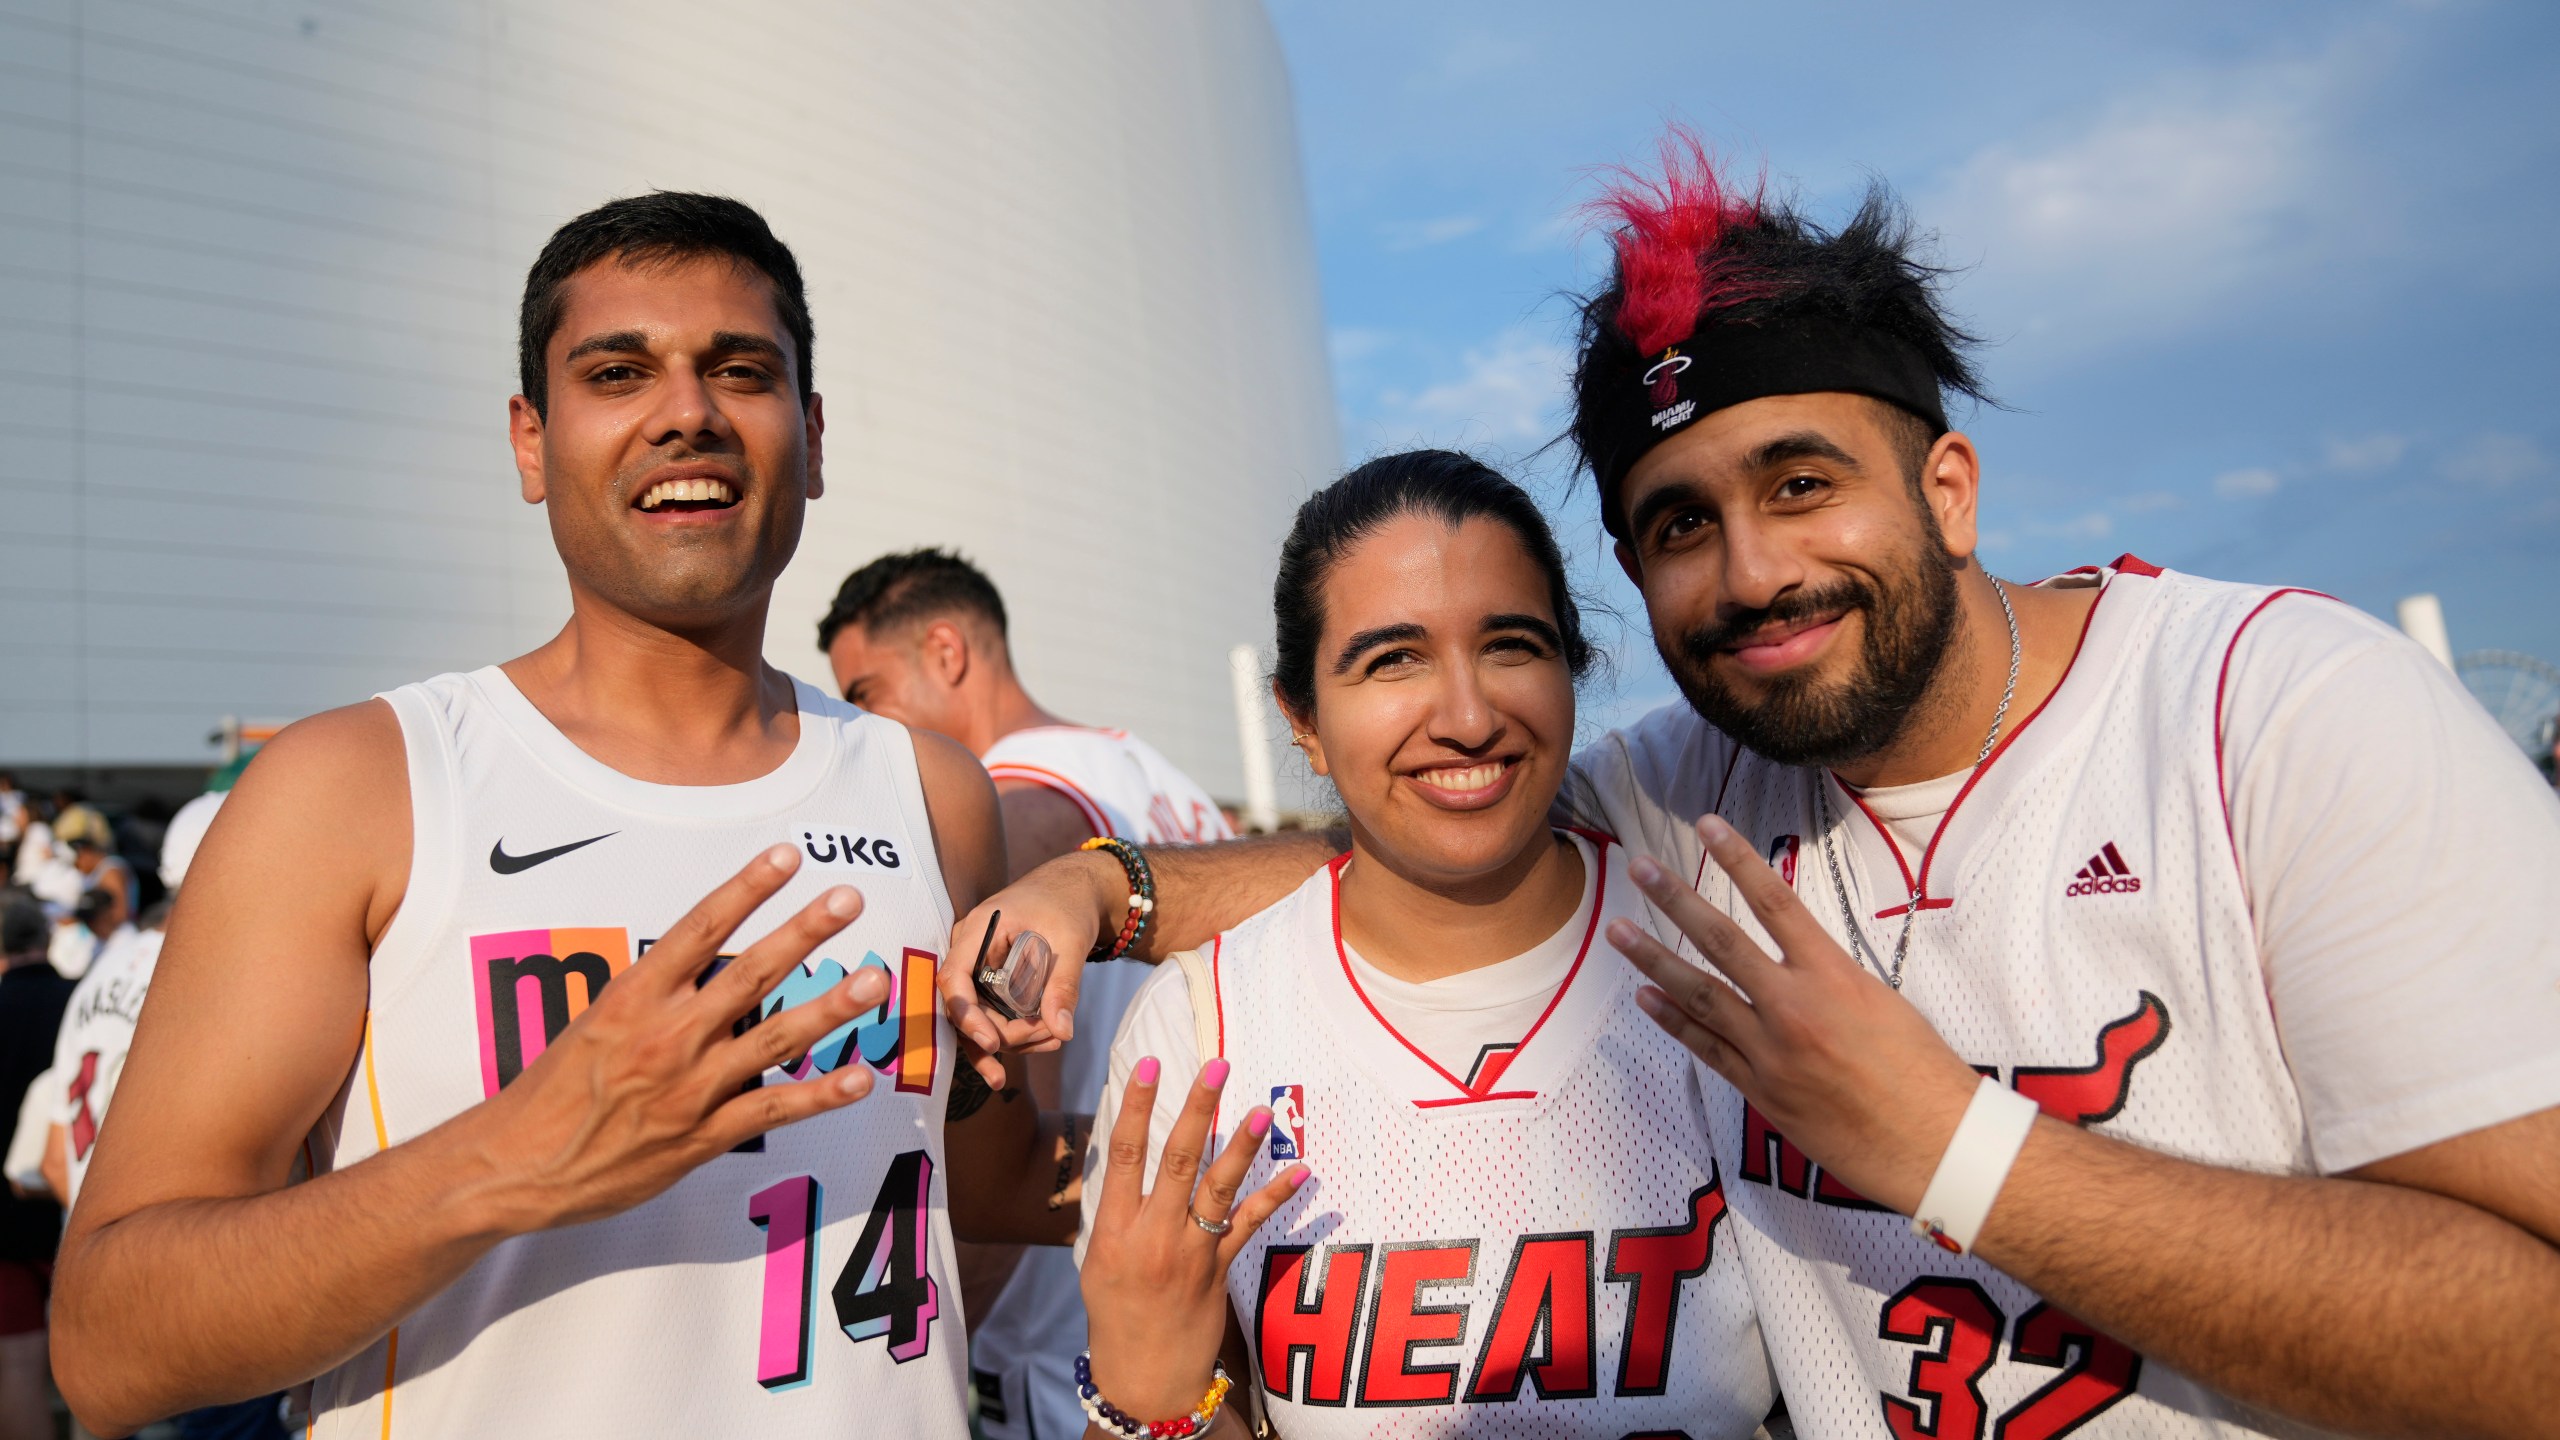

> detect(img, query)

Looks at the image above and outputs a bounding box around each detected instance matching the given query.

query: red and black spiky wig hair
[1570,128,1990,539]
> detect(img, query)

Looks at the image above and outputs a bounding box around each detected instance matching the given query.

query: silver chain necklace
[1813,576,2021,990]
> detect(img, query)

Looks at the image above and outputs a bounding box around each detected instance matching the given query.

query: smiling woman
[1066,450,1778,1439]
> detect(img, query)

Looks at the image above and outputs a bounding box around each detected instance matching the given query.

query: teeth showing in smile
[1415,761,1509,793]
[638,477,738,511]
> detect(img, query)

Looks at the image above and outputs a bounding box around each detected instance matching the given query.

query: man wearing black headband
[942,136,2560,1438]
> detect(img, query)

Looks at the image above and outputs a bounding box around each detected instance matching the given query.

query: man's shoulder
[1565,699,1740,824]
[983,724,1136,775]
[2122,567,2409,706]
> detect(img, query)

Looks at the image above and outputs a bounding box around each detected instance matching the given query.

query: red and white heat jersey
[1567,561,2390,1439]
[1203,834,1774,1438]
[970,723,1234,1440]
[980,725,1233,850]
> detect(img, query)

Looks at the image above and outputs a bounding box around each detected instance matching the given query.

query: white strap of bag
[1159,948,1267,1435]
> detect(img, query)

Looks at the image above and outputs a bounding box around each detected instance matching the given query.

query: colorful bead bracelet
[1074,1352,1232,1439]
[1080,836,1156,961]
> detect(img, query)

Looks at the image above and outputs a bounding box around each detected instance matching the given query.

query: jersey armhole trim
[362,687,462,1098]
[2212,588,2337,901]
[985,763,1111,840]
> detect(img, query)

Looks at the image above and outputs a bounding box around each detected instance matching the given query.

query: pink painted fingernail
[1248,1109,1271,1138]
[1133,1057,1160,1085]
[1201,1058,1231,1090]
[1286,1165,1311,1185]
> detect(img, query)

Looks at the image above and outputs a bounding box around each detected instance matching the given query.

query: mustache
[1679,578,1876,660]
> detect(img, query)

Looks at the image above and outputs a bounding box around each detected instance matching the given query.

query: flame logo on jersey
[1270,1083,1306,1161]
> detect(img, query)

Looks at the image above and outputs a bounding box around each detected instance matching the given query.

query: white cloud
[2032,511,2116,541]
[2438,432,2551,488]
[2324,433,2408,473]
[1925,39,2377,360]
[2216,467,2283,499]
[1328,327,1396,366]
[1379,215,1486,251]
[1362,325,1569,451]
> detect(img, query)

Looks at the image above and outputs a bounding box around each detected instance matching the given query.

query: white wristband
[1909,1076,2041,1256]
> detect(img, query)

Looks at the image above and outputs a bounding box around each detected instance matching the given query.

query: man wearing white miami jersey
[49,194,1076,1438]
[940,137,2560,1439]
[822,547,1232,1440]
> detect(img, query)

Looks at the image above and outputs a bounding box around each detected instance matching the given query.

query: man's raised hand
[472,843,890,1230]
[1607,815,1983,1216]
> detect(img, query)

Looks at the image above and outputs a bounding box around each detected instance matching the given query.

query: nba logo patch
[1268,1084,1306,1161]
[1768,834,1800,887]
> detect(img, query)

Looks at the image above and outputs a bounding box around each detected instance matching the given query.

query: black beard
[1663,543,1962,769]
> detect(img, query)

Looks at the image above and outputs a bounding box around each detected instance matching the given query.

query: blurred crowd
[0,766,239,1440]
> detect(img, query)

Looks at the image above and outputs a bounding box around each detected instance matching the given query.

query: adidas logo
[2066,842,2144,897]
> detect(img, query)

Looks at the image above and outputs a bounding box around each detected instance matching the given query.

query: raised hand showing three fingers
[1081,1057,1310,1428]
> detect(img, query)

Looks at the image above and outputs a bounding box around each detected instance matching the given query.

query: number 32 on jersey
[747,1150,939,1390]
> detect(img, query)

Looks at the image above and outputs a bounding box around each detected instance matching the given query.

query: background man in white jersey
[942,136,2560,1438]
[49,193,1077,1437]
[820,546,1234,1440]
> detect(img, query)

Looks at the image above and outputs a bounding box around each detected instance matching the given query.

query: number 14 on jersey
[748,1150,940,1390]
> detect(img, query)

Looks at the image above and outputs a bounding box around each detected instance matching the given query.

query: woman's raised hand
[1080,1057,1310,1426]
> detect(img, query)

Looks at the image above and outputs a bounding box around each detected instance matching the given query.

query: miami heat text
[1253,1183,1727,1409]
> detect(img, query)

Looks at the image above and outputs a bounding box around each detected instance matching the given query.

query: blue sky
[1265,0,2560,732]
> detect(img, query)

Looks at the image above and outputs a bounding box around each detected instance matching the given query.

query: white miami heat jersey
[1571,561,2350,1439]
[52,925,161,1207]
[307,667,967,1440]
[969,724,1234,1440]
[1205,833,1773,1438]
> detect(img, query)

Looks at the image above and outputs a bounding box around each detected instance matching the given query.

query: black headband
[1591,312,1948,539]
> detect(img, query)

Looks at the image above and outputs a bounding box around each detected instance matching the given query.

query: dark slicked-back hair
[1272,449,1594,720]
[518,191,813,418]
[1570,137,1992,510]
[818,548,1010,653]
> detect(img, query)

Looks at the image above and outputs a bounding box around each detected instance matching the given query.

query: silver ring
[1189,1209,1234,1237]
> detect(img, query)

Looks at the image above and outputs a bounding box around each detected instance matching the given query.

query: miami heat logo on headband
[1642,348,1691,407]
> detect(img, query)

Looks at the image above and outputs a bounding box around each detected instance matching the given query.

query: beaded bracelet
[1075,1352,1232,1439]
[1079,836,1156,961]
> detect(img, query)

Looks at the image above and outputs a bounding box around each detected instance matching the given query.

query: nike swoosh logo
[489,832,616,875]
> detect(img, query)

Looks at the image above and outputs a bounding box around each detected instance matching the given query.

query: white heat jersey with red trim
[969,723,1234,1440]
[306,667,967,1440]
[980,724,1233,850]
[1207,834,1774,1438]
[1568,561,2349,1439]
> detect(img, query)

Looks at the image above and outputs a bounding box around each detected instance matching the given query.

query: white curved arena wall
[0,0,1338,803]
